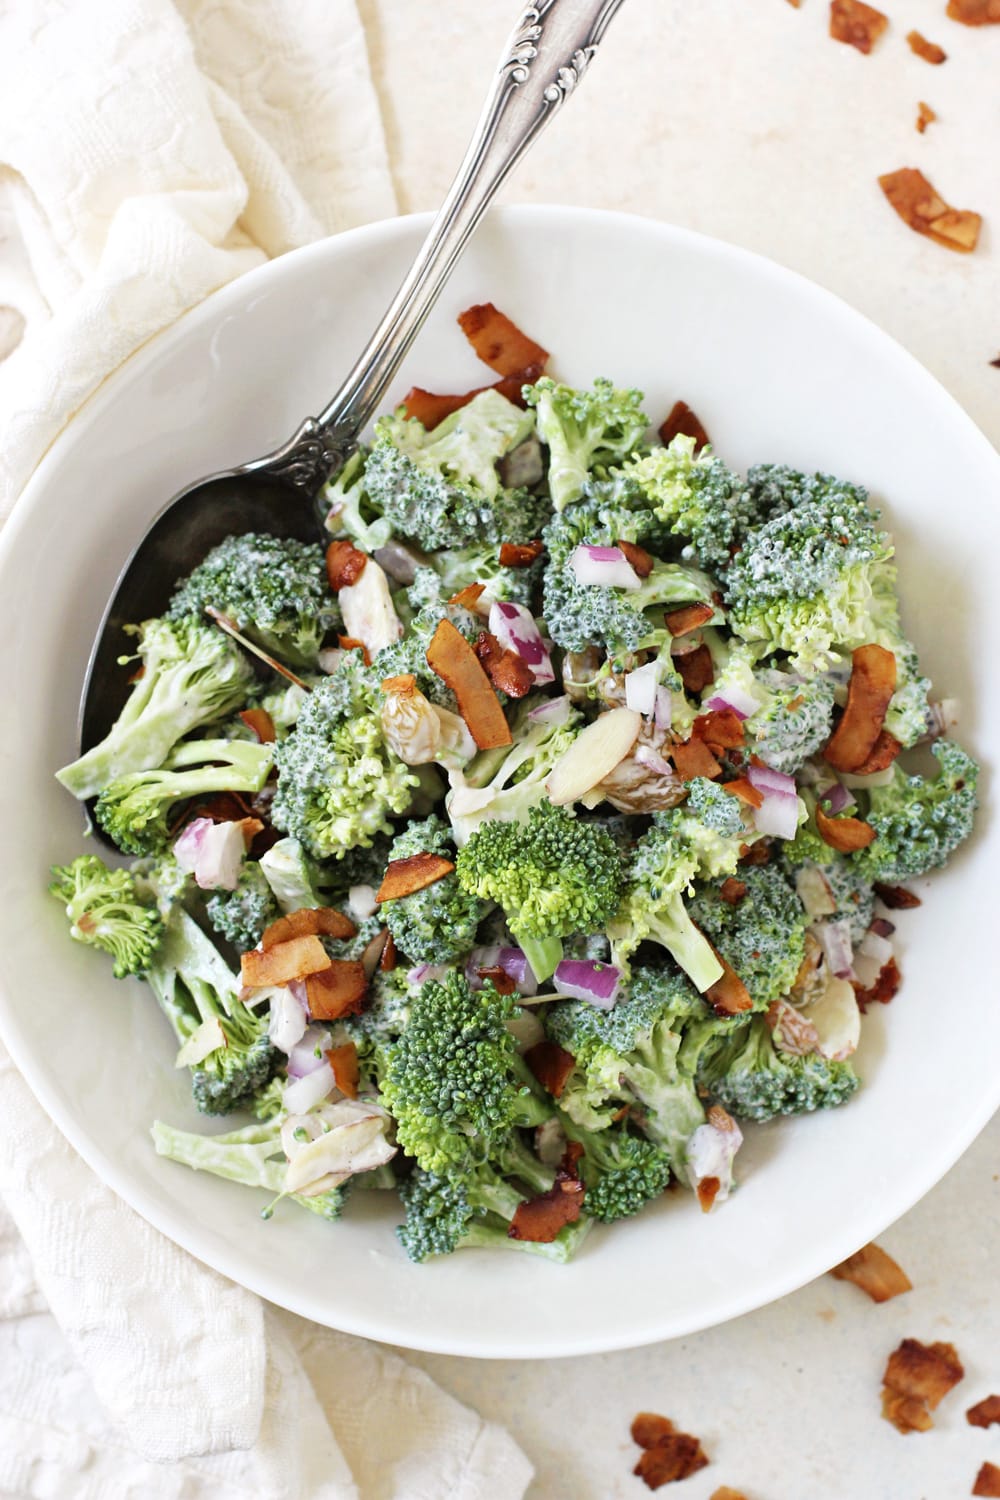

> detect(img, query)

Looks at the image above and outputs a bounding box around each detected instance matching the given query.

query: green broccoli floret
[726,471,897,673]
[822,859,874,943]
[378,972,550,1173]
[625,436,757,573]
[256,835,343,913]
[362,389,544,551]
[205,862,279,952]
[782,788,837,867]
[853,739,978,882]
[396,1159,591,1264]
[524,377,649,510]
[455,801,623,981]
[685,777,747,839]
[688,863,807,1007]
[878,633,933,749]
[414,538,543,611]
[146,909,276,1114]
[322,449,394,553]
[56,616,255,800]
[270,653,419,859]
[745,668,837,775]
[445,694,583,844]
[380,814,482,963]
[168,533,337,667]
[564,1118,671,1224]
[49,854,164,979]
[94,738,274,856]
[696,1012,860,1121]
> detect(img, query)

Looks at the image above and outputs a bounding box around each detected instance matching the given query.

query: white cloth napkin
[0,4,533,1495]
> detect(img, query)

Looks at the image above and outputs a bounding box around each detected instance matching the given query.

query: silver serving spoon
[78,0,627,757]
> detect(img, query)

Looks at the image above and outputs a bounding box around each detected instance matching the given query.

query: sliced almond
[546,706,641,805]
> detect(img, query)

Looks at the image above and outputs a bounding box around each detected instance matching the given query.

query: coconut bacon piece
[658,400,710,453]
[968,1396,1000,1429]
[507,1174,584,1243]
[375,852,455,903]
[830,1241,913,1302]
[616,539,655,578]
[974,1463,1000,1498]
[671,737,722,782]
[907,29,947,61]
[947,0,1000,23]
[239,708,277,744]
[241,934,332,988]
[260,907,357,949]
[401,367,543,428]
[704,950,753,1017]
[878,168,982,253]
[825,643,897,771]
[498,539,544,567]
[474,631,536,699]
[881,1338,965,1433]
[457,301,549,376]
[675,643,715,696]
[630,1410,710,1490]
[326,1041,360,1099]
[664,601,715,637]
[524,1040,576,1099]
[426,617,512,750]
[305,961,368,1020]
[325,539,368,591]
[816,803,876,852]
[830,0,888,52]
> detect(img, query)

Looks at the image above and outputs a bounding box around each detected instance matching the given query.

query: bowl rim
[2,202,998,1358]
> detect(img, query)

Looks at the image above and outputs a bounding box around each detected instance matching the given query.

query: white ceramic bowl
[0,207,996,1358]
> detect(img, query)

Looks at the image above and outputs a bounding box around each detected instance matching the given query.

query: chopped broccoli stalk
[564,1118,671,1223]
[696,1012,860,1121]
[378,972,550,1173]
[445,696,583,845]
[524,377,649,510]
[381,814,483,963]
[322,449,394,553]
[205,862,279,952]
[397,1163,590,1263]
[362,389,544,551]
[258,836,342,914]
[94,738,274,856]
[455,802,623,982]
[688,864,808,1007]
[270,652,419,859]
[146,909,276,1114]
[168,532,337,666]
[625,436,757,572]
[49,854,164,979]
[853,739,978,882]
[56,616,255,799]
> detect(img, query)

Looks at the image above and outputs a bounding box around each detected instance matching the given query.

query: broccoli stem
[519,933,564,985]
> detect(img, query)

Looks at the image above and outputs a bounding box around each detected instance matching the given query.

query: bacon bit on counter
[325,539,367,591]
[721,777,764,810]
[672,737,722,782]
[305,960,369,1020]
[853,729,904,773]
[991,356,1000,370]
[947,0,1000,22]
[973,1463,1000,1498]
[326,1042,360,1099]
[825,644,897,771]
[968,1396,1000,1429]
[705,951,754,1017]
[616,539,655,578]
[375,852,455,903]
[830,0,888,52]
[380,932,397,971]
[878,168,982,253]
[630,1411,710,1489]
[854,956,902,1011]
[874,883,921,910]
[664,601,715,637]
[241,934,332,988]
[831,1241,913,1302]
[507,1173,584,1243]
[426,617,512,749]
[337,635,371,666]
[658,400,711,453]
[907,29,947,60]
[499,539,544,567]
[474,630,535,698]
[457,301,549,377]
[675,643,715,696]
[881,1338,965,1433]
[696,1175,721,1213]
[238,707,277,744]
[916,101,938,133]
[718,877,749,905]
[710,1490,750,1500]
[261,907,357,949]
[816,804,876,852]
[524,1040,577,1098]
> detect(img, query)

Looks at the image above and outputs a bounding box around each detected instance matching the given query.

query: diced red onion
[624,661,659,716]
[317,648,345,675]
[466,946,538,996]
[268,988,308,1053]
[635,744,675,778]
[173,817,246,891]
[654,686,672,729]
[858,930,894,968]
[569,544,642,591]
[751,789,800,840]
[795,864,836,919]
[283,1062,336,1115]
[287,1025,333,1079]
[489,601,555,684]
[747,763,797,799]
[704,687,756,721]
[527,695,571,725]
[552,958,622,1008]
[818,782,855,815]
[407,964,450,986]
[869,917,895,939]
[814,919,855,980]
[287,979,309,1014]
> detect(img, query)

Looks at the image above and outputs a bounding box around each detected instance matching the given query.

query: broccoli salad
[50,303,979,1263]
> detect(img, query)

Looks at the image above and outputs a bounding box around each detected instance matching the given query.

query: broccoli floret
[564,1119,671,1224]
[685,777,747,839]
[205,862,279,952]
[853,739,979,882]
[416,538,544,610]
[322,449,394,553]
[688,864,808,1007]
[371,599,481,709]
[49,854,164,979]
[822,859,874,943]
[168,533,337,666]
[625,436,756,572]
[378,971,550,1173]
[380,814,483,963]
[397,1159,590,1264]
[56,617,255,800]
[745,669,837,775]
[524,377,649,510]
[782,789,837,868]
[146,909,276,1113]
[256,835,347,914]
[455,801,623,981]
[362,389,543,551]
[270,653,419,859]
[879,634,933,749]
[94,737,274,857]
[696,1012,860,1121]
[445,695,583,845]
[726,473,897,673]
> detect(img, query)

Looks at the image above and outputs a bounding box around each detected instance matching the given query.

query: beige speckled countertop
[358,2,1000,1495]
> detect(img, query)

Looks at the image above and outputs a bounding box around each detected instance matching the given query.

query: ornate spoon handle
[253,0,627,488]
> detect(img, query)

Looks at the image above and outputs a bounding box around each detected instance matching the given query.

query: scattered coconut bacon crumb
[907,29,947,62]
[947,0,1000,23]
[830,0,888,53]
[853,955,902,1012]
[916,102,937,134]
[830,1241,912,1302]
[974,1462,1000,1497]
[880,1338,965,1433]
[711,1491,750,1500]
[878,169,982,253]
[968,1395,1000,1428]
[991,356,1000,370]
[630,1412,710,1490]
[658,400,710,453]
